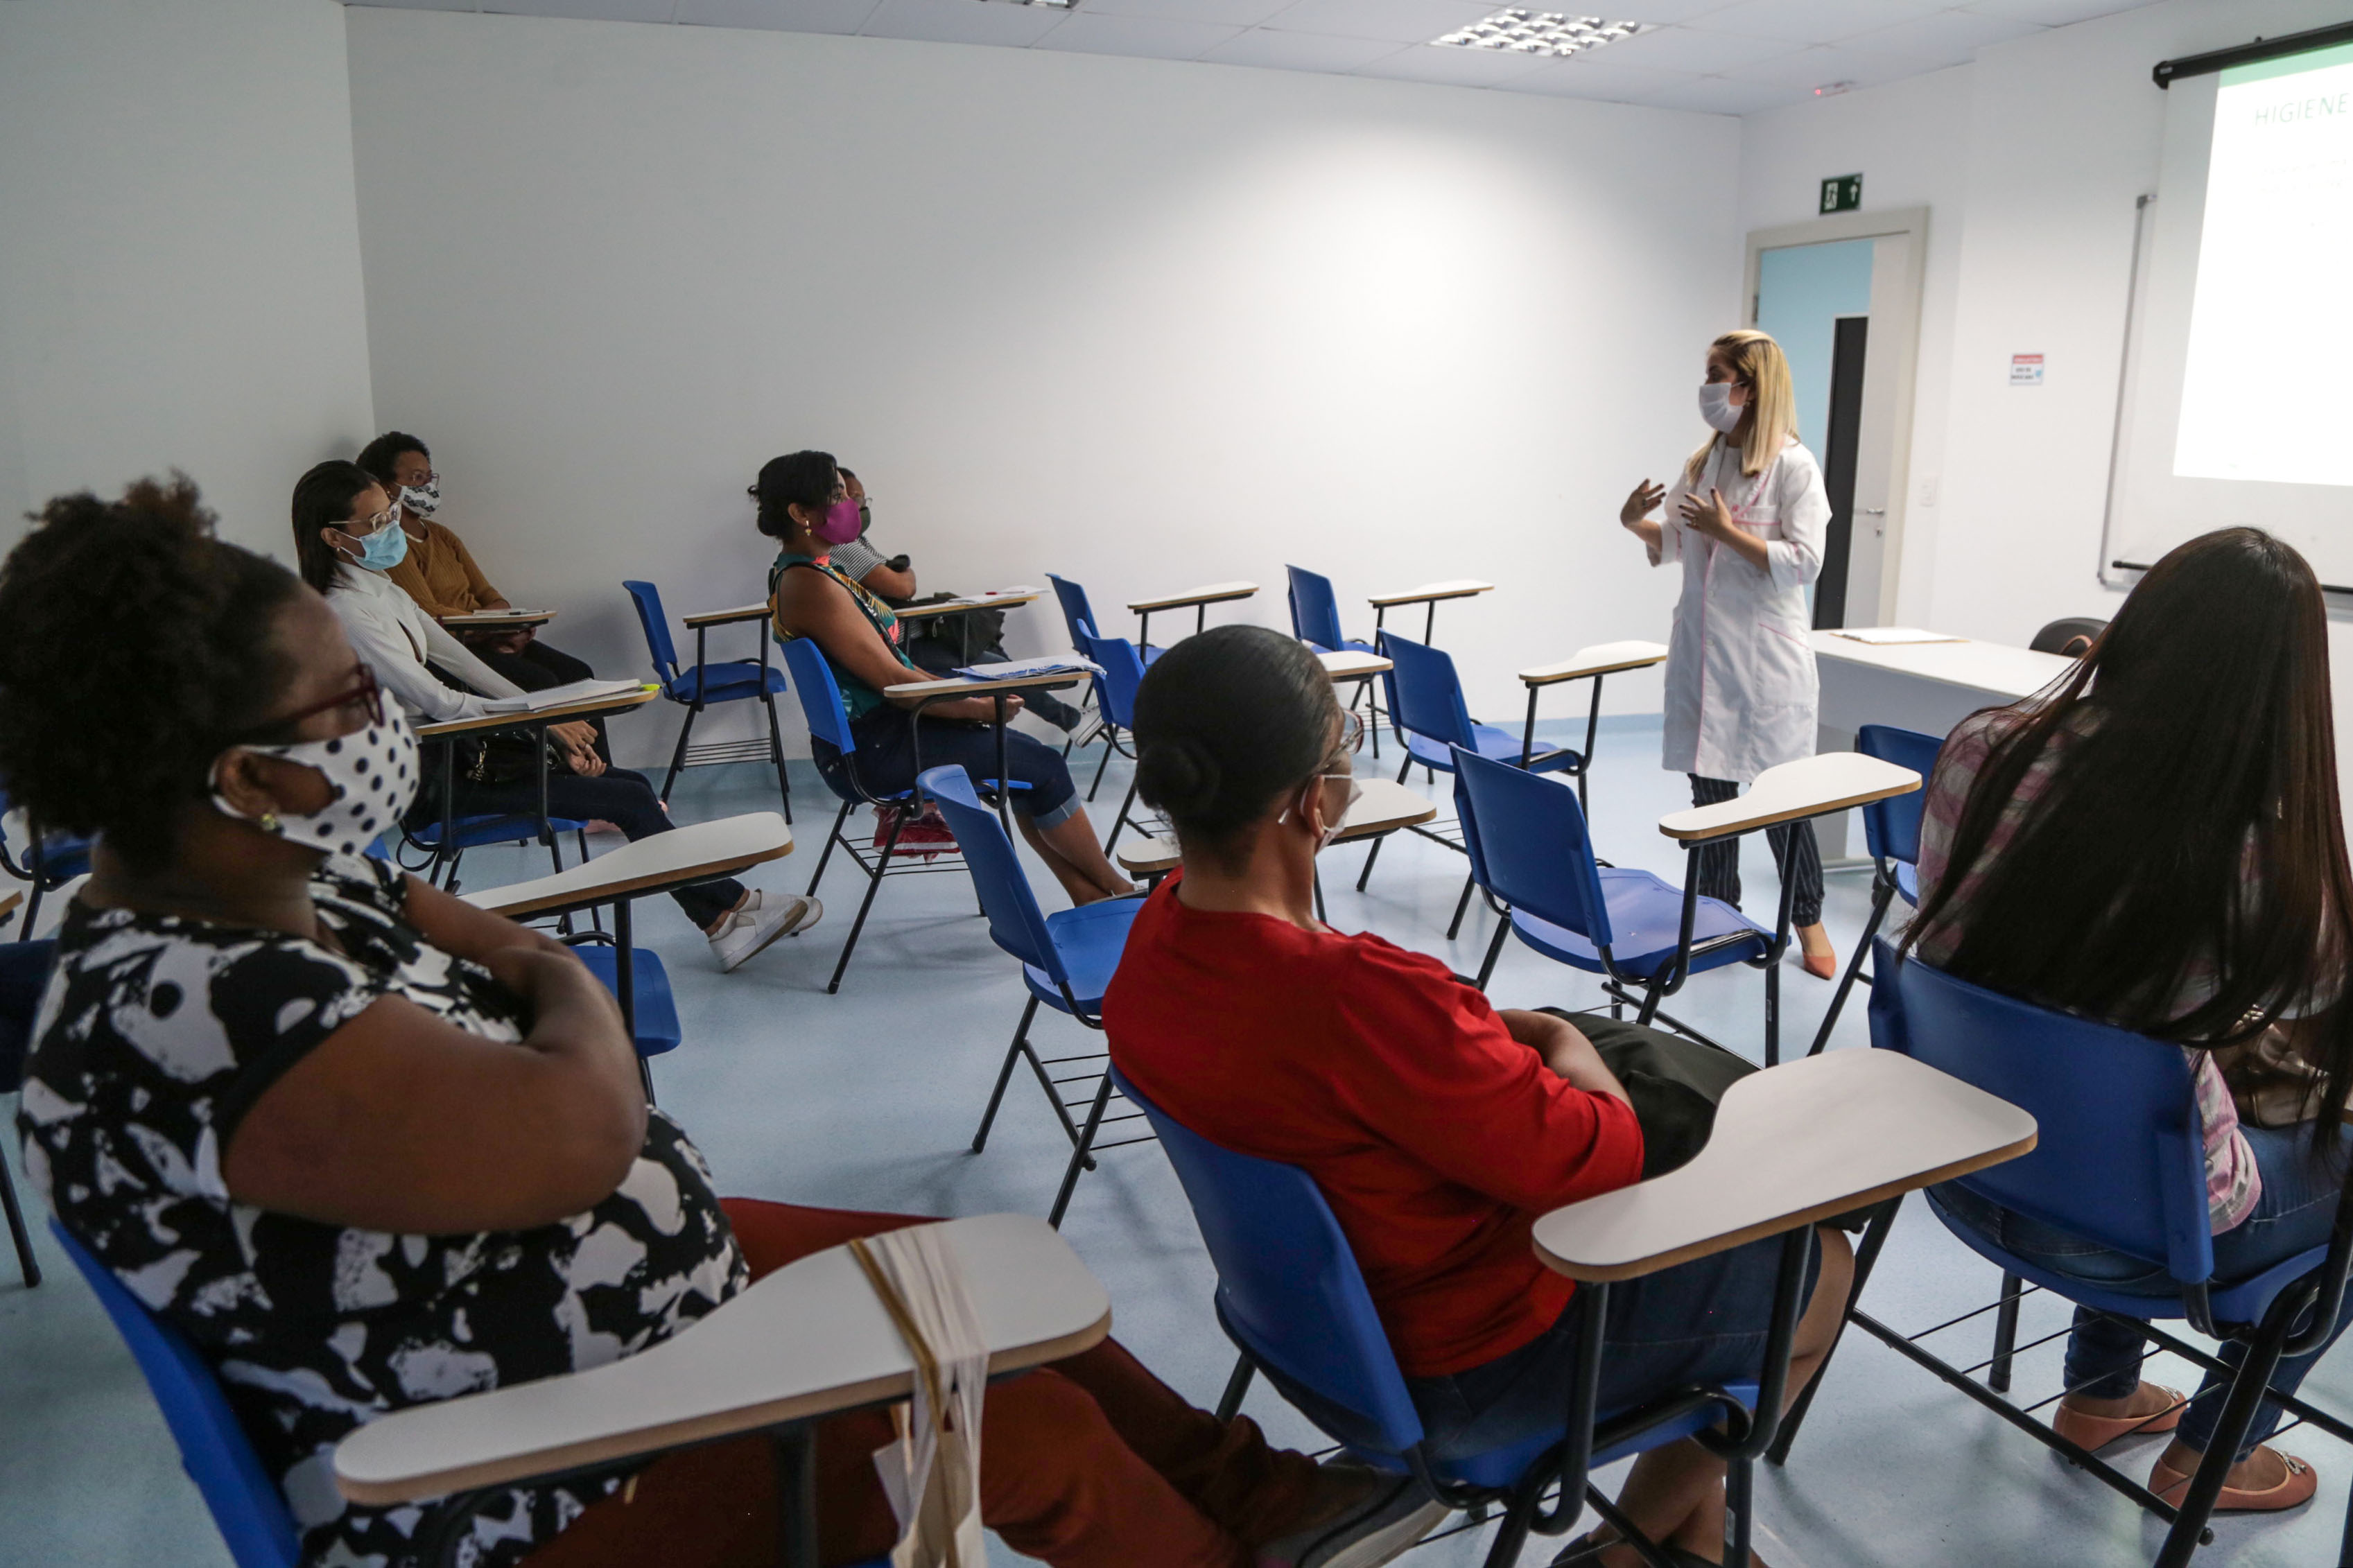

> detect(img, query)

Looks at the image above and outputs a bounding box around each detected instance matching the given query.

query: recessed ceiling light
[1432,10,1647,59]
[1812,80,1857,97]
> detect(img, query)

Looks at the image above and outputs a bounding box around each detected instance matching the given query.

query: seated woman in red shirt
[1103,626,1855,1568]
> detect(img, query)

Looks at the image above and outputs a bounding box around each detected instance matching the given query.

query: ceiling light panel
[1434,9,1647,58]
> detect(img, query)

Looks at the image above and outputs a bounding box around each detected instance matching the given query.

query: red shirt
[1104,878,1644,1378]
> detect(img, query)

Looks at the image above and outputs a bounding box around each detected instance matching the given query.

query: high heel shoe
[1795,921,1837,980]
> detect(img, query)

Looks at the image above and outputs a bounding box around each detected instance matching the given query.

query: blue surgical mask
[349,519,409,573]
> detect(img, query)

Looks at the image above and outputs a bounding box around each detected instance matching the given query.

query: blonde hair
[1684,329,1798,485]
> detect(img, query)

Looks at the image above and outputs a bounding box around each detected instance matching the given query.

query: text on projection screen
[2173,44,2353,489]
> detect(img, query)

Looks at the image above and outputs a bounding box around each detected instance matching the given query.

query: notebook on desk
[480,679,648,714]
[953,658,1103,681]
[1830,627,1966,646]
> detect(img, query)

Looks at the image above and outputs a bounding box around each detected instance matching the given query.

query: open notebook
[480,679,648,714]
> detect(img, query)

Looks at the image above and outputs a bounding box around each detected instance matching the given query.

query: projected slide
[2173,43,2353,488]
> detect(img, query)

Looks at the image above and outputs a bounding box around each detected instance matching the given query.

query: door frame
[1743,206,1929,628]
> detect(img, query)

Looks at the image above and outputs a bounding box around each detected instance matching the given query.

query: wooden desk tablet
[1513,640,1670,787]
[1125,581,1258,650]
[1317,649,1393,680]
[883,670,1086,833]
[464,812,792,919]
[413,686,658,740]
[892,591,1046,621]
[680,602,771,629]
[333,1212,1111,1507]
[1531,1049,2036,1282]
[1656,752,1918,843]
[0,889,19,925]
[441,609,556,631]
[1115,778,1436,879]
[1367,580,1494,645]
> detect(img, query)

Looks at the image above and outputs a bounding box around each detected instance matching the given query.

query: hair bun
[1135,735,1220,817]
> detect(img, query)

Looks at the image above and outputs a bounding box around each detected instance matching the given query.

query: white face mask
[1698,381,1744,435]
[210,717,421,859]
[399,478,441,518]
[1283,773,1363,852]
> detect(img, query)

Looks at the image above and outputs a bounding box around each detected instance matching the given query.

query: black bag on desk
[420,662,563,794]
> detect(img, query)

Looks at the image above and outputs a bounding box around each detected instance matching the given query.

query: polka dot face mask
[211,710,421,860]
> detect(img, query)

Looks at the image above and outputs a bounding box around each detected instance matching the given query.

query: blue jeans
[815,707,1080,828]
[1931,1120,2353,1459]
[1403,1232,1823,1465]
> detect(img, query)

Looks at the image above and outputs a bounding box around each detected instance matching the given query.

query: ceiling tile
[1604,0,1761,20]
[1504,55,1699,104]
[1353,41,1555,87]
[1033,10,1240,58]
[1262,0,1502,46]
[1960,0,2162,22]
[1638,73,1816,113]
[1081,0,1295,22]
[858,0,1068,46]
[1720,40,1943,91]
[675,0,882,32]
[1198,28,1405,71]
[342,1,483,11]
[1596,21,1807,73]
[1683,0,1940,44]
[1847,7,2045,60]
[476,0,676,18]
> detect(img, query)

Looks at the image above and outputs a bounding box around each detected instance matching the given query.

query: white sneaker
[709,893,822,972]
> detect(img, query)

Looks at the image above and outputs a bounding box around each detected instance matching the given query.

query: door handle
[1861,507,1886,514]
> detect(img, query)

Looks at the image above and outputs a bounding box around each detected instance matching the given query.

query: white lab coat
[1652,436,1832,783]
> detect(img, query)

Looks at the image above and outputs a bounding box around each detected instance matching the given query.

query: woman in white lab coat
[1618,328,1839,977]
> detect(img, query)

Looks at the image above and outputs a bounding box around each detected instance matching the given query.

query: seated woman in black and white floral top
[1,478,1425,1568]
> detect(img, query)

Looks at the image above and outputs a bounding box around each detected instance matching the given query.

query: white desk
[1810,629,2074,858]
[1369,580,1493,645]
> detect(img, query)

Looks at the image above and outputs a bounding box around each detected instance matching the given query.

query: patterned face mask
[211,715,421,859]
[399,477,441,517]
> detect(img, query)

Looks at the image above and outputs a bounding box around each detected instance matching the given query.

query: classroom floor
[1,718,2344,1568]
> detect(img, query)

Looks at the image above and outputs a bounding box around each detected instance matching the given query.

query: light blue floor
[2,718,2345,1567]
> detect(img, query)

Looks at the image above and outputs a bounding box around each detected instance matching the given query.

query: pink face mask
[813,496,864,546]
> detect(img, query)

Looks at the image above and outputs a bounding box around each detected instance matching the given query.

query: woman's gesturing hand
[1620,480,1665,529]
[1676,485,1735,539]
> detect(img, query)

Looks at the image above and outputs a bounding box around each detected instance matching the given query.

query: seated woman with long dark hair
[290,459,819,970]
[1907,526,2353,1513]
[758,450,1131,903]
[1103,625,1856,1568]
[5,478,1439,1568]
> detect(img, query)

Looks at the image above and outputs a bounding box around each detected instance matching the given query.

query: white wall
[0,0,376,559]
[344,8,1741,765]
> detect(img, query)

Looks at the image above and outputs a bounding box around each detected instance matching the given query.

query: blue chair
[1452,747,1782,1060]
[0,786,94,938]
[1112,1063,1775,1568]
[1068,620,1151,839]
[1806,724,1944,1056]
[401,809,591,894]
[1357,632,1585,934]
[921,764,1144,1229]
[1,937,56,1287]
[781,638,1027,994]
[1832,940,2353,1568]
[52,1221,303,1567]
[1285,564,1386,758]
[622,580,792,821]
[569,942,681,1083]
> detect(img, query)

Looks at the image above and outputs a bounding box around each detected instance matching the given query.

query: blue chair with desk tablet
[1285,564,1386,756]
[1806,723,1943,1056]
[622,579,793,821]
[0,787,94,939]
[1452,746,1779,1058]
[1068,620,1152,844]
[1113,1063,1773,1568]
[1809,941,2353,1568]
[921,764,1145,1230]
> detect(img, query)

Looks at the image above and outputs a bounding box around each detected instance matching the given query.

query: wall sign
[2010,353,2045,386]
[1819,173,1862,213]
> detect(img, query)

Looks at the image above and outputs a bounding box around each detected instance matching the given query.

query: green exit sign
[1820,173,1862,214]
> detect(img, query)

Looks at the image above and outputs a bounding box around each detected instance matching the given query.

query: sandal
[2149,1447,2318,1513]
[2051,1385,2186,1452]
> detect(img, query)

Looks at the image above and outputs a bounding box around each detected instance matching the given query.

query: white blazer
[1652,437,1832,783]
[326,563,526,723]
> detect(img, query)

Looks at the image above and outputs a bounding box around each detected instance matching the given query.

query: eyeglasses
[227,665,385,743]
[397,469,437,488]
[1334,710,1365,758]
[344,503,399,537]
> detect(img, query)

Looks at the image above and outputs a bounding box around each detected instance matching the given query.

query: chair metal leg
[1723,1454,1754,1568]
[1808,875,1896,1057]
[1763,959,1780,1068]
[971,997,1041,1153]
[1355,835,1384,893]
[1215,1355,1255,1422]
[1770,1198,1900,1464]
[774,1425,819,1568]
[1473,917,1512,991]
[762,692,794,825]
[1048,1077,1115,1229]
[1,1152,41,1287]
[661,703,700,803]
[824,815,902,995]
[1445,870,1478,941]
[2154,1293,2304,1568]
[1087,733,1117,802]
[1988,1273,2024,1395]
[805,800,851,898]
[1104,777,1139,855]
[19,882,42,941]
